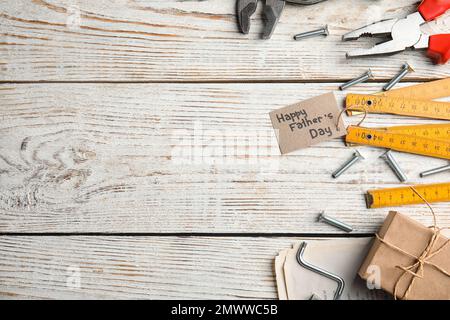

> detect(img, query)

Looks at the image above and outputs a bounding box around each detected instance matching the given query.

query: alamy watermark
[66,265,82,289]
[366,265,382,290]
[170,121,280,173]
[67,4,81,30]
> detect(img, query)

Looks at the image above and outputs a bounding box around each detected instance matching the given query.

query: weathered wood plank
[0,236,290,300]
[0,236,369,299]
[0,0,449,81]
[1,82,449,233]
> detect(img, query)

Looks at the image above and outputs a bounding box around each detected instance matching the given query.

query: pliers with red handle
[343,0,450,64]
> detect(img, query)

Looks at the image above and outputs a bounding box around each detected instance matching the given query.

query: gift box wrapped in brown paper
[359,211,450,300]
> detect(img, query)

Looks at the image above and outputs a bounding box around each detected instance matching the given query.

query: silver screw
[318,212,353,233]
[420,163,450,177]
[380,150,408,182]
[383,63,414,91]
[339,69,373,90]
[294,25,329,40]
[332,150,364,178]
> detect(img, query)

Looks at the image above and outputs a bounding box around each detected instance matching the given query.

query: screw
[380,150,408,182]
[339,69,373,90]
[294,25,329,40]
[332,150,364,178]
[420,163,450,177]
[318,212,353,233]
[383,63,414,91]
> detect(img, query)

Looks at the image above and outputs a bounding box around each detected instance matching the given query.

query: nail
[294,25,329,40]
[380,150,408,182]
[332,150,364,178]
[420,164,450,177]
[339,69,373,90]
[318,212,353,233]
[383,62,414,91]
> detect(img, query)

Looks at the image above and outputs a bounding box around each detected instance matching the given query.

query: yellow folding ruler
[366,183,450,209]
[346,125,450,160]
[346,78,450,120]
[344,79,450,159]
[377,123,450,140]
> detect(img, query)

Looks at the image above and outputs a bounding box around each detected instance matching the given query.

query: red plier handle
[418,0,450,64]
[428,34,450,64]
[419,0,450,21]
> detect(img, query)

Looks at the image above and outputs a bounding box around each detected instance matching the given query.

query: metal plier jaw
[343,0,450,64]
[237,0,327,39]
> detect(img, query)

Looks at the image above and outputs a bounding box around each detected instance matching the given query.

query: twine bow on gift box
[375,187,450,300]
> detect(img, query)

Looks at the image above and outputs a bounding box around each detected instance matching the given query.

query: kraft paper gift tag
[269,92,346,154]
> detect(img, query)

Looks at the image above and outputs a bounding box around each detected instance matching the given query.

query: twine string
[335,104,368,131]
[340,93,449,299]
[374,186,450,300]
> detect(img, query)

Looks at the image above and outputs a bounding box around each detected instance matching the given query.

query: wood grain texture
[0,236,370,299]
[1,0,450,301]
[0,236,293,300]
[0,0,449,82]
[1,82,449,233]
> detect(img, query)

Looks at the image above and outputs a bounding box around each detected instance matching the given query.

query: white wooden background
[0,0,449,299]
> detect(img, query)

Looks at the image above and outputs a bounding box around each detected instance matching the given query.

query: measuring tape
[346,125,450,160]
[346,78,450,119]
[366,183,450,208]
